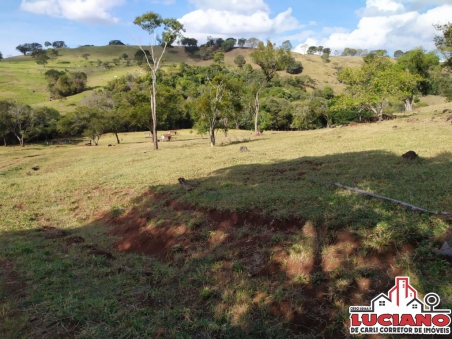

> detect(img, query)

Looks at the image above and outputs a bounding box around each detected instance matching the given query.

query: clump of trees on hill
[44,69,88,99]
[109,40,125,45]
[16,41,67,56]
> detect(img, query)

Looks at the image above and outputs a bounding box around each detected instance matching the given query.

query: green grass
[0,46,366,111]
[1,113,452,338]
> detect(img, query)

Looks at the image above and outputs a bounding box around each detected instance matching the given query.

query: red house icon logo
[388,277,417,307]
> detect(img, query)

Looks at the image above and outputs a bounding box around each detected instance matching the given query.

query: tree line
[2,13,451,149]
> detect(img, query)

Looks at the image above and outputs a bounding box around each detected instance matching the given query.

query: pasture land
[1,111,452,338]
[0,46,364,113]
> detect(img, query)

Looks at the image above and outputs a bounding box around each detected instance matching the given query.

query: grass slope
[1,46,364,112]
[1,111,452,338]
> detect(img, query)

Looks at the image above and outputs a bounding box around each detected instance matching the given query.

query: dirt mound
[402,150,418,160]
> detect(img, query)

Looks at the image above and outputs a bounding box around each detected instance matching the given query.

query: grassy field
[0,46,364,113]
[1,108,452,338]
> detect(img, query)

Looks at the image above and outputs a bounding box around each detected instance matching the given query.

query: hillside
[0,45,364,113]
[1,110,452,337]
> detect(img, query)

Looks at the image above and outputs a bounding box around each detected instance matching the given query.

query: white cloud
[357,0,406,16]
[20,0,125,24]
[293,1,452,54]
[179,2,300,44]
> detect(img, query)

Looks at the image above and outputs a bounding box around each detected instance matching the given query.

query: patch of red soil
[166,199,303,230]
[113,224,190,260]
[323,230,360,272]
[105,189,428,337]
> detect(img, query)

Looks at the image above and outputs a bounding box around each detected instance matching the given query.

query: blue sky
[1,0,451,57]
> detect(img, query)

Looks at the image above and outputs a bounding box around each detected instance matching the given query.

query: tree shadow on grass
[2,150,452,338]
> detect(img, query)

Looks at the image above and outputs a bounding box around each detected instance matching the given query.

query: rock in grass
[402,151,418,160]
[239,146,248,152]
[435,241,452,256]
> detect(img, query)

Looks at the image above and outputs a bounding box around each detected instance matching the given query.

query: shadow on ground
[2,150,452,338]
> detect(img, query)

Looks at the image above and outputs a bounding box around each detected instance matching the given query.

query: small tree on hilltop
[394,50,404,58]
[237,38,246,48]
[52,41,67,48]
[245,37,260,49]
[281,40,292,52]
[134,11,185,150]
[307,46,317,55]
[82,53,90,60]
[221,39,235,52]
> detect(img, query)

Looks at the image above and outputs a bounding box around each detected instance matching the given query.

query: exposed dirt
[106,189,421,338]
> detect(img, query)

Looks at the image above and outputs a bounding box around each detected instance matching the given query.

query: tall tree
[6,104,35,147]
[16,44,30,55]
[396,48,439,111]
[434,22,452,69]
[250,40,291,134]
[245,38,260,49]
[0,51,3,61]
[281,40,292,52]
[133,11,185,150]
[237,38,246,48]
[194,76,227,146]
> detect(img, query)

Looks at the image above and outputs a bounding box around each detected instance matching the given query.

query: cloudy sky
[1,0,451,57]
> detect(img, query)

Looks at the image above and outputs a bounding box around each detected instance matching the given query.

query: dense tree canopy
[16,43,42,55]
[336,54,420,119]
[52,41,67,48]
[45,69,87,98]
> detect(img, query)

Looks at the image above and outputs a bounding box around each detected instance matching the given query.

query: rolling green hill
[0,45,365,113]
[1,45,450,115]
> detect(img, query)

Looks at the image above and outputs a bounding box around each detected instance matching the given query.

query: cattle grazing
[160,134,172,142]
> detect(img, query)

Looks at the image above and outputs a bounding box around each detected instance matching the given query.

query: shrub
[286,58,303,74]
